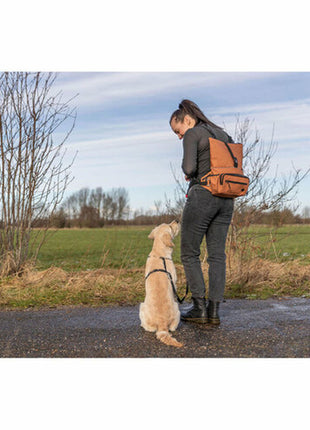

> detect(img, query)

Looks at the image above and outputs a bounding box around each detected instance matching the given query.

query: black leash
[145,256,188,304]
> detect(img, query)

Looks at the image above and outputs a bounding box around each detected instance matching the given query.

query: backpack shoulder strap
[201,122,217,138]
[201,122,234,142]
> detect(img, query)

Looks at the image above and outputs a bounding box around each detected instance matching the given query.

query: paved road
[0,298,309,357]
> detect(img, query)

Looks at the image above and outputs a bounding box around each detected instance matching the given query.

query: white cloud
[63,96,310,188]
[212,98,310,144]
[55,72,283,107]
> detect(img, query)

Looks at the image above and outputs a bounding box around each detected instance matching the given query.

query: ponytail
[169,99,223,130]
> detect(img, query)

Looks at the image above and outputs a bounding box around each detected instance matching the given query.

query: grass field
[36,226,155,271]
[35,224,310,271]
[0,225,309,309]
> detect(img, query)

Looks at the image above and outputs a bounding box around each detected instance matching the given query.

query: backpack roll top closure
[200,137,249,198]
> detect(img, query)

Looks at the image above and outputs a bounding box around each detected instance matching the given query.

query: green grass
[35,224,310,271]
[238,225,310,263]
[36,226,182,271]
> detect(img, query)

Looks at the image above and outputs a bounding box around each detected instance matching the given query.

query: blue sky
[54,72,310,214]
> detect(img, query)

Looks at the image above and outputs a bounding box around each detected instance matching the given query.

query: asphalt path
[0,298,309,358]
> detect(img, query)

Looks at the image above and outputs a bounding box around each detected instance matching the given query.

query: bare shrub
[0,72,76,275]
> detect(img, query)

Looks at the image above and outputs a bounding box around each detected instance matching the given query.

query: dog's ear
[148,228,156,240]
[162,232,174,248]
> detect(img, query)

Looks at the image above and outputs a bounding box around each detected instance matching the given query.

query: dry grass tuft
[223,251,310,297]
[227,252,310,286]
[22,266,69,286]
[0,252,19,277]
[0,266,147,308]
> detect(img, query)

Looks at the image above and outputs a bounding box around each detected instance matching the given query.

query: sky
[54,72,310,215]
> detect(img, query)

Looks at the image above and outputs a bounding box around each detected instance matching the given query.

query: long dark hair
[169,99,223,130]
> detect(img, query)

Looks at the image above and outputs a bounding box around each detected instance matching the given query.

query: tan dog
[139,220,182,348]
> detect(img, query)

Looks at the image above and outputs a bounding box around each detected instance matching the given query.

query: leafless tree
[302,206,310,219]
[90,187,103,217]
[61,186,130,226]
[0,72,76,275]
[79,205,100,228]
[227,117,309,258]
[78,188,90,210]
[154,200,163,216]
[165,163,187,219]
[232,117,309,225]
[62,194,79,223]
[114,187,130,220]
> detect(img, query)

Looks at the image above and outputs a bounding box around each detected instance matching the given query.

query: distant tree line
[128,206,309,227]
[233,205,310,226]
[43,187,131,228]
[30,185,310,228]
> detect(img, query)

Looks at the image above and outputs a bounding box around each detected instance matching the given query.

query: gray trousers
[181,185,234,302]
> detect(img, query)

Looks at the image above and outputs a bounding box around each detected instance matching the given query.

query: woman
[170,99,234,324]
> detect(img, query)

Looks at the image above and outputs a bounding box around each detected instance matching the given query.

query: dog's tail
[156,330,183,348]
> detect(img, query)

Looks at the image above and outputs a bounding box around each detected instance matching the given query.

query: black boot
[180,297,208,323]
[207,300,221,325]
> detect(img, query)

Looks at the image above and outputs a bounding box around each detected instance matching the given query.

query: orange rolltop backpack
[199,125,249,198]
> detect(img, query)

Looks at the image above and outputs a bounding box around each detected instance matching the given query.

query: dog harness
[145,256,188,304]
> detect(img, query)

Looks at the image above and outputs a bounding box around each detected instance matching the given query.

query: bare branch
[0,72,77,275]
